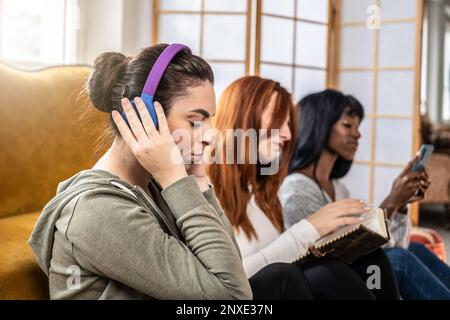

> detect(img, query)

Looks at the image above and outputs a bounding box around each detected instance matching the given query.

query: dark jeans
[249,248,400,300]
[385,243,450,300]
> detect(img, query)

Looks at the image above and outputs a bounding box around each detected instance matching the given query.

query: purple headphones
[123,43,192,130]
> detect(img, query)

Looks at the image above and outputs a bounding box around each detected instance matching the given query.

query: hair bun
[87,52,128,113]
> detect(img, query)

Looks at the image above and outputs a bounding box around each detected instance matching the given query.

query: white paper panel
[210,63,246,101]
[261,16,294,64]
[444,22,450,121]
[203,15,246,60]
[294,68,326,101]
[339,163,371,202]
[204,0,247,12]
[378,23,416,67]
[260,64,293,92]
[295,22,327,68]
[375,119,413,163]
[338,72,373,112]
[262,0,295,17]
[354,118,372,162]
[380,0,416,20]
[341,0,377,22]
[377,71,414,116]
[159,14,201,54]
[297,0,328,23]
[373,166,403,207]
[339,27,374,68]
[160,0,201,11]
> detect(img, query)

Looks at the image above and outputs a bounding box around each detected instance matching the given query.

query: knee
[386,247,412,259]
[264,263,313,297]
[307,258,357,279]
[408,241,428,253]
[385,247,417,270]
[264,263,305,282]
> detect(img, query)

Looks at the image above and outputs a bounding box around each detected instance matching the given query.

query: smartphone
[411,144,434,172]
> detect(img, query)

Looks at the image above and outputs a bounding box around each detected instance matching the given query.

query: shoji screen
[256,0,330,101]
[152,0,251,97]
[333,0,423,224]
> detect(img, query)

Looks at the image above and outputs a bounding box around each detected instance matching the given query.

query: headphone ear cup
[141,93,159,130]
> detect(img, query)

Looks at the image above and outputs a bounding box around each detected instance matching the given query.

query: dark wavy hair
[289,89,364,179]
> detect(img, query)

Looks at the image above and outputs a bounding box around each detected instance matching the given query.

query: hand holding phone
[382,148,433,214]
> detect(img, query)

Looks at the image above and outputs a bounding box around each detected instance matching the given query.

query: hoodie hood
[28,169,128,276]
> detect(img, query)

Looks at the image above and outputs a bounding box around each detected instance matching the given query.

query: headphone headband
[142,43,192,97]
[122,43,192,130]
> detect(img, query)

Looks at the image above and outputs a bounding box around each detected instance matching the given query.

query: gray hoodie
[29,169,252,300]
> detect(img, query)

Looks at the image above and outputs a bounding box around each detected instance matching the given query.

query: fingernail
[121,98,128,104]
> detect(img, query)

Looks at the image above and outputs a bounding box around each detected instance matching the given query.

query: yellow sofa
[0,63,108,299]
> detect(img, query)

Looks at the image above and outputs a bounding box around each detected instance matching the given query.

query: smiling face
[165,80,216,168]
[258,92,292,163]
[328,110,362,161]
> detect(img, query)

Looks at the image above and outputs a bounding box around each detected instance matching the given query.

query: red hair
[207,76,298,240]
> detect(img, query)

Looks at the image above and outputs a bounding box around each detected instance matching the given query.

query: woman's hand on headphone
[306,199,371,237]
[112,98,187,189]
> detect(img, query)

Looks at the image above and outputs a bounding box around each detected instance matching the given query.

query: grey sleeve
[202,187,242,258]
[383,210,412,249]
[279,177,325,229]
[339,182,351,199]
[66,176,252,300]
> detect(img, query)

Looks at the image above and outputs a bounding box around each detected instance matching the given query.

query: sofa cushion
[0,64,109,219]
[0,211,49,299]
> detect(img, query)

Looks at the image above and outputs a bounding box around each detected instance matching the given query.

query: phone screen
[411,144,434,172]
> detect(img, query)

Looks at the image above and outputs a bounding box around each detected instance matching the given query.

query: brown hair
[86,43,214,137]
[207,76,298,240]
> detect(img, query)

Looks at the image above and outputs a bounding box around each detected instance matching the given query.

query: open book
[296,208,390,266]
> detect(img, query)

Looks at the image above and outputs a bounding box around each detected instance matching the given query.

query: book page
[363,208,388,239]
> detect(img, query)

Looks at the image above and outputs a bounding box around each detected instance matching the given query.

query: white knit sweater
[233,195,321,278]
